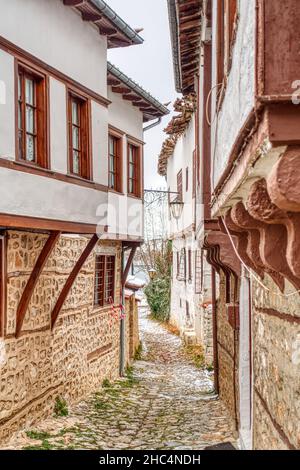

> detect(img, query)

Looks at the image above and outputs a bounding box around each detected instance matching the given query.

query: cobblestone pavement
[3,309,237,450]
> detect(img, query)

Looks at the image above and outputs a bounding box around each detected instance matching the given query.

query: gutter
[143,117,162,133]
[108,62,170,117]
[211,267,219,394]
[89,0,144,45]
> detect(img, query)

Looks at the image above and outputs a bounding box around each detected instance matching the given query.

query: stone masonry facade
[215,269,300,449]
[251,276,300,450]
[0,231,139,444]
[216,273,239,429]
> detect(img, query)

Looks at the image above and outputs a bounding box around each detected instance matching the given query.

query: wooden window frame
[94,254,116,308]
[177,169,183,202]
[186,167,189,192]
[16,61,49,168]
[127,142,142,198]
[192,149,196,198]
[188,249,192,283]
[216,0,237,104]
[67,89,92,180]
[108,132,123,193]
[177,248,186,281]
[195,249,202,294]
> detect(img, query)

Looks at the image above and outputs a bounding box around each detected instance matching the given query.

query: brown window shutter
[186,167,189,192]
[177,169,183,201]
[188,249,192,281]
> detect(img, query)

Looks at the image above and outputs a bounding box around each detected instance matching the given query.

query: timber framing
[107,63,169,123]
[15,231,61,338]
[0,213,107,235]
[62,0,144,49]
[168,0,203,94]
[51,234,99,330]
[122,245,138,287]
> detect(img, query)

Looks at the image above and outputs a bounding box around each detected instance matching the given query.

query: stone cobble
[2,308,237,450]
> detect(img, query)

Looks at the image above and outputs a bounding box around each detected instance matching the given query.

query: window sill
[15,160,53,174]
[127,193,142,201]
[0,157,108,192]
[92,303,117,316]
[67,173,93,184]
[108,188,125,196]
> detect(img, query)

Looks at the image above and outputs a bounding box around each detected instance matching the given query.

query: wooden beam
[15,231,61,338]
[112,86,132,94]
[122,246,137,287]
[63,0,85,5]
[108,77,121,86]
[122,94,142,102]
[132,101,149,108]
[51,234,98,330]
[109,38,131,47]
[99,26,118,36]
[0,212,103,234]
[82,12,102,22]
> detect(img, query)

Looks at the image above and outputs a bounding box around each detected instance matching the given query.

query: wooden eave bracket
[51,234,99,330]
[15,231,61,338]
[122,246,137,288]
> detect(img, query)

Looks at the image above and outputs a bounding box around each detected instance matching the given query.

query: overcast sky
[108,0,179,189]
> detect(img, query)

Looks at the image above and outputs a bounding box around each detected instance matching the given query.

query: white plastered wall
[211,0,256,188]
[0,0,107,96]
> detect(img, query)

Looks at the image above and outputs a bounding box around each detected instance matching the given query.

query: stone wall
[0,231,137,444]
[216,272,239,427]
[125,294,140,367]
[252,276,300,450]
[170,235,213,359]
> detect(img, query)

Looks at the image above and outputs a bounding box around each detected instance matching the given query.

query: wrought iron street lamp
[144,189,184,220]
[169,199,184,220]
[148,268,157,280]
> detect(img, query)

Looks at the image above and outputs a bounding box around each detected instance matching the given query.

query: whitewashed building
[0,0,168,443]
[161,0,300,451]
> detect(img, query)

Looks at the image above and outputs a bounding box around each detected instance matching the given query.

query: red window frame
[108,133,122,192]
[16,63,48,168]
[94,255,116,307]
[177,169,183,202]
[68,91,91,179]
[127,143,141,197]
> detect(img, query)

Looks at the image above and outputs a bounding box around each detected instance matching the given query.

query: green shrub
[144,276,170,322]
[102,378,112,388]
[54,396,68,417]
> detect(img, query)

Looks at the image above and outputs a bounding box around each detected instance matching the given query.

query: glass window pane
[25,78,34,105]
[18,75,22,100]
[18,131,23,159]
[129,146,134,163]
[129,164,135,179]
[73,150,80,174]
[109,174,115,189]
[109,137,115,155]
[72,126,79,150]
[129,180,134,193]
[26,106,35,133]
[18,103,23,130]
[26,134,35,162]
[72,101,79,125]
[109,155,115,172]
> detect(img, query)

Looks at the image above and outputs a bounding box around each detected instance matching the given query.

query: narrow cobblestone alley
[3,308,237,451]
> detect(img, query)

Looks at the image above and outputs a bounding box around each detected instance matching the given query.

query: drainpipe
[119,247,126,376]
[211,266,219,394]
[143,117,162,133]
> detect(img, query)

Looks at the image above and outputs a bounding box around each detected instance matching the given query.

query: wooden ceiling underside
[63,0,139,48]
[178,0,202,94]
[107,73,163,122]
